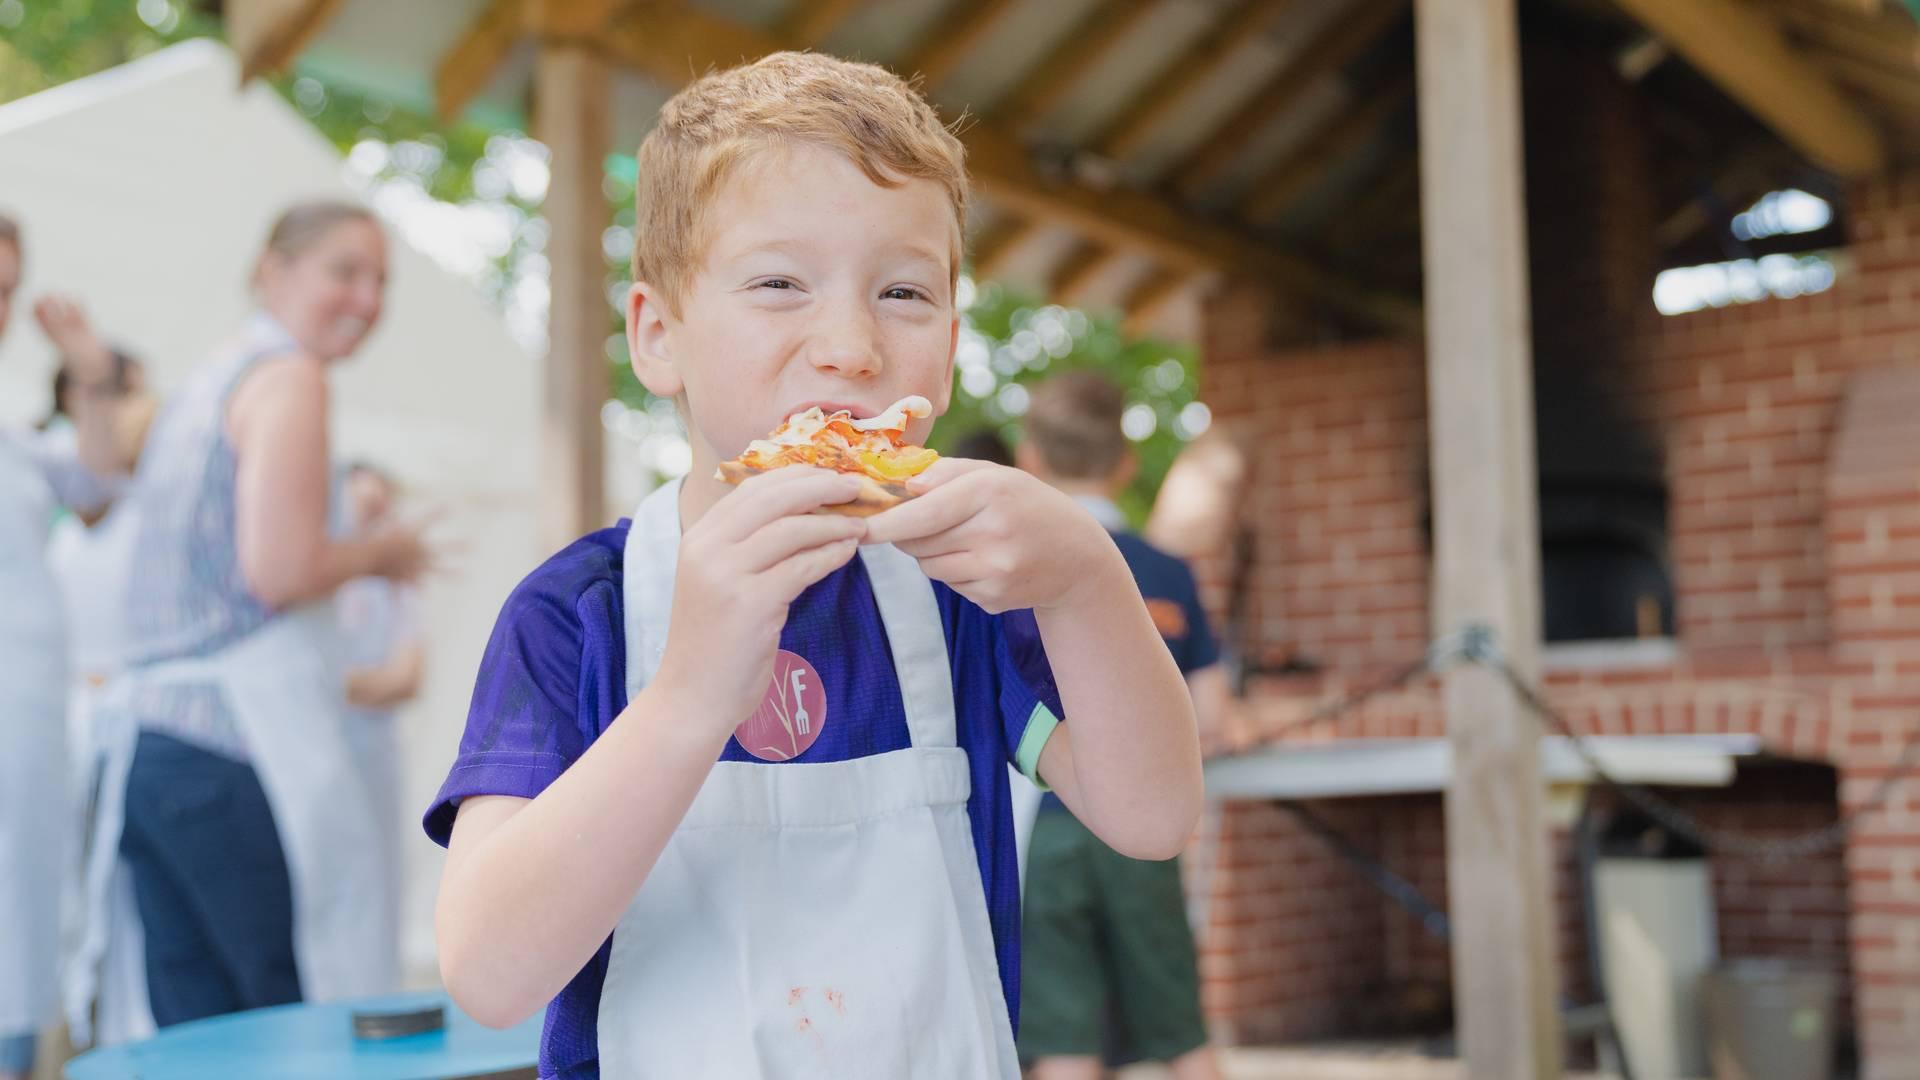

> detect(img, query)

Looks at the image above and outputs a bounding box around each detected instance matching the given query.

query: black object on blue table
[64,991,541,1079]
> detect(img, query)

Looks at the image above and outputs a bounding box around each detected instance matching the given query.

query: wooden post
[534,45,611,548]
[1414,1,1561,1078]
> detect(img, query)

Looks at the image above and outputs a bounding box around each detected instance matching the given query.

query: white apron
[0,445,70,1037]
[67,605,396,1046]
[597,478,1020,1078]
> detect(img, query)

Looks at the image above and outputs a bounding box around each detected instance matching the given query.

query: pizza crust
[715,459,912,517]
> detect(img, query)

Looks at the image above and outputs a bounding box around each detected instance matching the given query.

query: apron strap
[858,544,956,751]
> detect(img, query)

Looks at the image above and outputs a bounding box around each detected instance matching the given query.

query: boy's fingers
[909,551,985,585]
[904,456,995,495]
[737,513,866,572]
[862,482,981,546]
[765,536,862,601]
[710,468,862,539]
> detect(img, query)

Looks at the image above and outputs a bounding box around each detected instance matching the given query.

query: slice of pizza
[716,395,939,516]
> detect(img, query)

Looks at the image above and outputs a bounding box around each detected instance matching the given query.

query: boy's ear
[627,280,683,399]
[1113,450,1139,491]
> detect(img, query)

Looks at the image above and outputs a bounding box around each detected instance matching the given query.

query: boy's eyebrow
[721,239,951,276]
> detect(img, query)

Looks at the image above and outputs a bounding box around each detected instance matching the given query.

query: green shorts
[1017,808,1209,1063]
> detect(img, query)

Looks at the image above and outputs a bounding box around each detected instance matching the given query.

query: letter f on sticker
[790,668,811,735]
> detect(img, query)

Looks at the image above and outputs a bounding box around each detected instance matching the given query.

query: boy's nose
[807,303,882,378]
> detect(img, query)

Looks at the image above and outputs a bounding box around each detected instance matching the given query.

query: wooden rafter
[1767,0,1920,73]
[990,0,1165,126]
[1822,54,1920,111]
[1121,267,1189,336]
[1241,72,1412,224]
[1095,0,1298,161]
[435,0,525,120]
[901,0,1025,89]
[1172,0,1407,198]
[968,217,1039,280]
[1610,0,1887,176]
[782,0,868,46]
[600,2,1421,332]
[1050,242,1121,307]
[526,0,629,39]
[231,0,348,82]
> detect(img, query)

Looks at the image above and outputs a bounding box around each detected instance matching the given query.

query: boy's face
[628,142,960,473]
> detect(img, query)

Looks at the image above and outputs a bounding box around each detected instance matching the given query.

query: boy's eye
[752,278,797,291]
[883,286,930,302]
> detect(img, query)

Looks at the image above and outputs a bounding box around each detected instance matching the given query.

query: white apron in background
[67,605,395,1046]
[597,478,1020,1078]
[0,445,70,1038]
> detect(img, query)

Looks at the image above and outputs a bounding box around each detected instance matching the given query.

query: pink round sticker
[735,650,828,762]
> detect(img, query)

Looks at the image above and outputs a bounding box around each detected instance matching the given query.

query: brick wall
[1191,162,1920,1076]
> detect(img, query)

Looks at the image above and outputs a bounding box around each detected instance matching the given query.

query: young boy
[426,52,1204,1078]
[1013,372,1223,1080]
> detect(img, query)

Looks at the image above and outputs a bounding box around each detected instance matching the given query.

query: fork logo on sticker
[736,650,828,761]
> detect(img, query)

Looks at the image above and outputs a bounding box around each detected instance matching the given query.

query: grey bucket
[1702,959,1839,1080]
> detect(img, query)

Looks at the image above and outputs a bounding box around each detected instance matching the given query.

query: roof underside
[235,0,1920,341]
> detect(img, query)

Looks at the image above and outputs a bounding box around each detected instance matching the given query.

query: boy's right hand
[654,468,866,731]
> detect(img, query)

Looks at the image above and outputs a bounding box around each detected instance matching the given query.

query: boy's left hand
[862,458,1124,614]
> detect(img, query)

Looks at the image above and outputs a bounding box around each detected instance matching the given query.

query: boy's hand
[655,468,867,731]
[863,459,1124,615]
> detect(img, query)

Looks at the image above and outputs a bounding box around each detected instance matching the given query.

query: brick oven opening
[1534,363,1675,643]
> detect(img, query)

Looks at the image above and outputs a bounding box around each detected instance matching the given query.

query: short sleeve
[1174,561,1220,674]
[994,608,1064,785]
[422,528,627,846]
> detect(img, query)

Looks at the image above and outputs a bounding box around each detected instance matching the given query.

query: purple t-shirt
[425,523,1062,1079]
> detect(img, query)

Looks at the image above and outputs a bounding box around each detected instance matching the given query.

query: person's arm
[435,467,869,1028]
[345,641,426,709]
[226,355,427,606]
[33,296,128,480]
[864,461,1204,861]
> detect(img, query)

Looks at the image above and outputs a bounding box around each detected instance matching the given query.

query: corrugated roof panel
[1205,75,1349,206]
[827,0,956,66]
[1041,0,1220,145]
[935,0,1106,116]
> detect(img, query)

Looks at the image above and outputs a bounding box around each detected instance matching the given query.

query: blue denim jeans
[0,1031,34,1074]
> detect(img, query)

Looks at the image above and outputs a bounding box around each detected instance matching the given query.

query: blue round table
[64,992,541,1079]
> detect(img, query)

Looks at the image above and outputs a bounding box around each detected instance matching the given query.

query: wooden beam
[1096,0,1299,161]
[435,0,525,121]
[782,0,867,47]
[901,0,1025,89]
[991,0,1166,126]
[1173,0,1408,198]
[527,0,629,39]
[535,44,613,545]
[229,0,348,82]
[601,4,1423,333]
[1241,72,1411,224]
[968,217,1039,281]
[1822,54,1920,112]
[1049,242,1121,307]
[1414,1,1559,1078]
[1121,266,1190,336]
[1766,0,1920,74]
[1609,0,1887,176]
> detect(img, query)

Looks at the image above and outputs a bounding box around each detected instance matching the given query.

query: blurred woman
[69,202,430,1044]
[0,214,129,1080]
